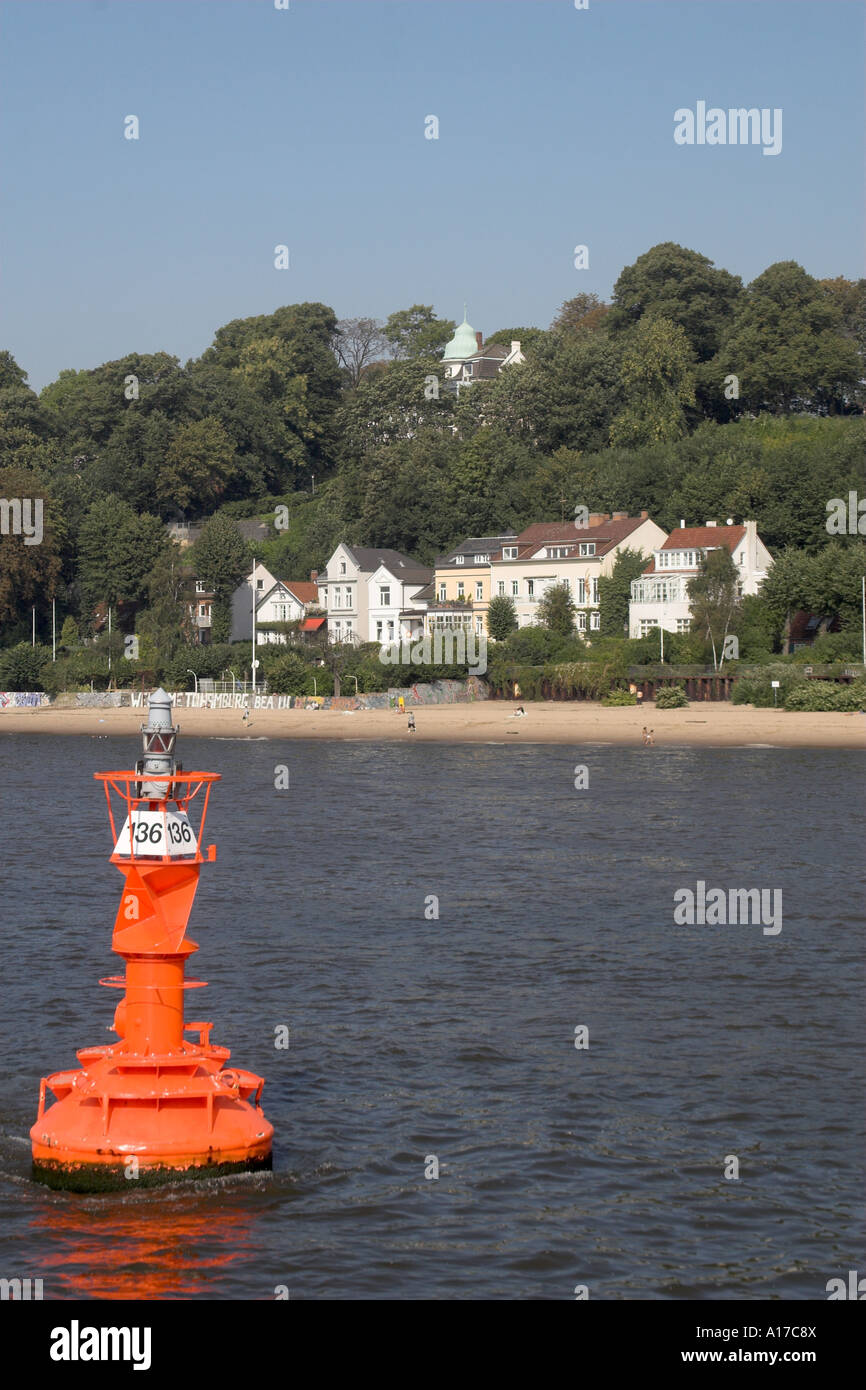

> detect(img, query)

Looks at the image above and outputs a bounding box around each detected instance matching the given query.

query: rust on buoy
[30,689,273,1190]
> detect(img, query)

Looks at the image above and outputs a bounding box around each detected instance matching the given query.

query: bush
[733,672,804,707]
[601,688,637,706]
[0,642,54,691]
[267,651,315,695]
[654,684,689,709]
[784,680,866,712]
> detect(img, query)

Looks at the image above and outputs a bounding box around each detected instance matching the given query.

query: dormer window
[578,543,596,557]
[503,547,518,560]
[474,554,489,563]
[454,555,465,565]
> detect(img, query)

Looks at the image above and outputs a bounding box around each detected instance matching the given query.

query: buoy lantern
[30,689,273,1190]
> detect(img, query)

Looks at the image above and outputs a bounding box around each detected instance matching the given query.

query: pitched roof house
[628,520,774,639]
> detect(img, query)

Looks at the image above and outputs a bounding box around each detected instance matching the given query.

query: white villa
[230,561,321,644]
[441,310,525,394]
[491,513,667,632]
[316,545,432,644]
[628,521,773,638]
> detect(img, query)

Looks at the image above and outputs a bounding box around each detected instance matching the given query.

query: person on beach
[398,695,405,715]
[407,711,416,733]
[647,728,655,746]
[642,726,649,745]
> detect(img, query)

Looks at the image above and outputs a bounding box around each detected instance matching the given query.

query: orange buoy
[31,689,273,1190]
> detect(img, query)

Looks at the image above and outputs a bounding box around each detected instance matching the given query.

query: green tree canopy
[537,580,577,637]
[77,495,167,617]
[383,305,455,360]
[598,547,647,637]
[192,514,250,602]
[609,241,742,361]
[486,593,518,640]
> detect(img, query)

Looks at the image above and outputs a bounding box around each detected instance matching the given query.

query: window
[346,620,353,632]
[475,617,483,634]
[527,579,535,598]
[387,621,394,639]
[379,586,390,605]
[276,605,287,621]
[464,362,473,377]
[591,578,599,604]
[475,581,483,601]
[474,553,489,563]
[676,618,690,633]
[195,580,208,594]
[590,611,600,631]
[639,619,659,637]
[334,621,342,636]
[503,547,518,560]
[577,579,586,603]
[560,577,569,592]
[199,604,209,618]
[498,581,505,596]
[339,560,346,575]
[577,612,587,630]
[376,621,383,641]
[511,580,519,596]
[256,579,264,590]
[454,555,465,565]
[438,584,447,601]
[332,589,340,609]
[578,542,596,556]
[457,581,465,598]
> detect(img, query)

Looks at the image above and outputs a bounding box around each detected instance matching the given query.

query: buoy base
[32,1150,272,1193]
[31,1038,273,1193]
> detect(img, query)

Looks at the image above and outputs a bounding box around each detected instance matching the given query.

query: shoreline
[1,702,864,748]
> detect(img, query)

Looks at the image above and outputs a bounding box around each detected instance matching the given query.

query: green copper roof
[442,307,477,361]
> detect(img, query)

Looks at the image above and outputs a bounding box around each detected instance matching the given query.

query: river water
[1,735,863,1299]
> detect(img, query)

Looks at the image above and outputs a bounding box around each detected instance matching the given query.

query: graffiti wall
[0,692,52,707]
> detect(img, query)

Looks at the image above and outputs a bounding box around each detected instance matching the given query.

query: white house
[628,520,774,638]
[490,513,667,633]
[441,310,525,394]
[230,561,321,644]
[317,544,432,644]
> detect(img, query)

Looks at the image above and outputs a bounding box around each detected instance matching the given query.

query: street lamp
[228,667,238,694]
[186,669,198,693]
[348,675,359,696]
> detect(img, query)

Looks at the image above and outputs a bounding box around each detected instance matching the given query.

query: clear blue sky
[1,0,863,390]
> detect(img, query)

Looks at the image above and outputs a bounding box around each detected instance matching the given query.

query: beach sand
[1,701,864,748]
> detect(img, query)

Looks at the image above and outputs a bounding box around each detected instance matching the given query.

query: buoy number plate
[114,810,197,858]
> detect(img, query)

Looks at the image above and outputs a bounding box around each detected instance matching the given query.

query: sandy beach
[1,701,864,748]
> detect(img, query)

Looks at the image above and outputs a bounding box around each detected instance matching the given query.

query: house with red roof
[490,511,667,632]
[628,519,773,639]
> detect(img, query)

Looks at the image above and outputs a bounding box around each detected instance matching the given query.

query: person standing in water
[407,711,416,733]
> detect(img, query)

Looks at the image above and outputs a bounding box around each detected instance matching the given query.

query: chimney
[679,519,685,529]
[588,512,606,526]
[476,331,483,351]
[640,509,649,519]
[511,340,520,355]
[310,569,318,582]
[612,511,629,520]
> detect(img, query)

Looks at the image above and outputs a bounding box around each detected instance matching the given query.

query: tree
[156,417,236,514]
[0,465,64,628]
[609,316,696,447]
[537,581,577,637]
[383,305,455,360]
[551,293,610,336]
[486,593,518,639]
[77,496,167,616]
[136,545,193,661]
[485,327,546,352]
[266,650,312,695]
[333,318,388,388]
[59,616,80,649]
[687,548,742,670]
[192,515,250,605]
[598,547,647,637]
[0,642,53,691]
[710,262,862,415]
[608,242,742,361]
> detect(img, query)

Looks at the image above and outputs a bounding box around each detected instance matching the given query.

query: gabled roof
[642,525,748,574]
[282,581,319,604]
[497,516,648,561]
[660,525,746,550]
[340,545,429,580]
[436,533,517,565]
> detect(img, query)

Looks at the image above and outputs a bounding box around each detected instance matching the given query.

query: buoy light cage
[30,688,274,1190]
